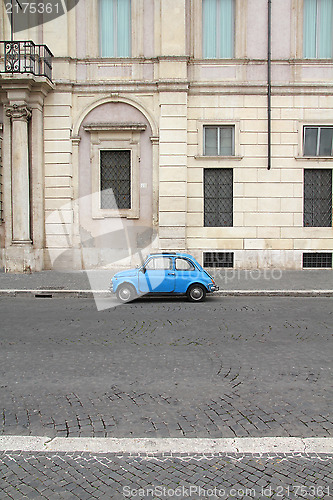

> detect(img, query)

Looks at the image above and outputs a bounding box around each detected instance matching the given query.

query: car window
[146,257,172,270]
[175,258,195,271]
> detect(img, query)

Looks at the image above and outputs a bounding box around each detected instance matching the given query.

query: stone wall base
[2,246,44,273]
[2,247,331,272]
[189,250,306,270]
[234,250,304,270]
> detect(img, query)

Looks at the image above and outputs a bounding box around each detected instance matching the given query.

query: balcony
[0,41,53,82]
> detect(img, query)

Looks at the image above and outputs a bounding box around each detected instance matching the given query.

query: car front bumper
[208,285,219,292]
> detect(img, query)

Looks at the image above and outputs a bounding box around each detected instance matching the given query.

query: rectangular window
[99,0,131,57]
[303,127,333,156]
[303,0,333,58]
[203,0,234,58]
[203,252,234,267]
[303,252,332,268]
[100,150,131,209]
[304,169,332,227]
[204,126,234,156]
[204,168,233,227]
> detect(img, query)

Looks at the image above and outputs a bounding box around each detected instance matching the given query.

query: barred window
[203,252,234,268]
[304,169,332,227]
[204,126,234,156]
[100,150,131,209]
[303,253,332,268]
[204,168,233,227]
[304,127,333,156]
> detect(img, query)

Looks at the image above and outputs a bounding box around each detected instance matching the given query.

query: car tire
[116,283,137,303]
[187,284,206,302]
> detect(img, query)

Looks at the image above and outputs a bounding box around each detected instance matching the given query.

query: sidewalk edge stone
[0,289,332,298]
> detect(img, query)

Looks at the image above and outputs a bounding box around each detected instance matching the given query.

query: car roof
[147,252,196,260]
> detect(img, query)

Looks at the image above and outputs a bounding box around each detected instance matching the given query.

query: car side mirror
[140,267,146,274]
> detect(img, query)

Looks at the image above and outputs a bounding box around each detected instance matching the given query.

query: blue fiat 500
[111,252,219,303]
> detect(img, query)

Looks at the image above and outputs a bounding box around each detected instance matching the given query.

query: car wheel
[116,283,136,303]
[187,284,206,302]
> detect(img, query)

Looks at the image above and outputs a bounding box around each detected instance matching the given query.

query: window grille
[303,169,332,227]
[204,168,233,227]
[303,127,333,156]
[204,126,235,156]
[100,150,131,209]
[203,252,234,268]
[303,253,332,268]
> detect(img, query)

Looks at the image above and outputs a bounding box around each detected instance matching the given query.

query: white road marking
[0,437,332,454]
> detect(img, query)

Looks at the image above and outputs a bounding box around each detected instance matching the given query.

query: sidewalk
[0,268,332,296]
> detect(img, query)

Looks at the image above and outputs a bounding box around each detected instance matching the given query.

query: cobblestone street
[0,297,332,439]
[1,451,332,499]
[0,296,332,497]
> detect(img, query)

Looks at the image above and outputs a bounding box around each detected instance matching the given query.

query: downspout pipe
[267,0,272,170]
[10,1,22,40]
[11,0,14,41]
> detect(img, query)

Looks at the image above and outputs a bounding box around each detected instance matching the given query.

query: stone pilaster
[1,77,54,272]
[157,0,188,251]
[158,88,188,251]
[6,104,32,244]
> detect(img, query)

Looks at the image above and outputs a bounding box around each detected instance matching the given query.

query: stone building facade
[0,0,332,272]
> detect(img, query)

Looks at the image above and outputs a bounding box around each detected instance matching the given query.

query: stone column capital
[71,136,81,146]
[6,104,32,121]
[150,136,159,145]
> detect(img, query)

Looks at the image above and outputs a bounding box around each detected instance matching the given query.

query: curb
[0,289,332,298]
[0,436,332,454]
[215,290,333,297]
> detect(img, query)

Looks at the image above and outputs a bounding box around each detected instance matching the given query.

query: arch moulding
[72,95,159,138]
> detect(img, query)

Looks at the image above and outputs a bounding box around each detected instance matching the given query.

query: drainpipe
[267,0,272,170]
[11,0,14,41]
[10,1,23,40]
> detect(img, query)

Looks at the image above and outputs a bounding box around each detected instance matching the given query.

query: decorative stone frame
[83,123,146,219]
[194,119,243,160]
[190,0,246,59]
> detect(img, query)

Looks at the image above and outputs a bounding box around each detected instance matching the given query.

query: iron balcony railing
[1,40,53,82]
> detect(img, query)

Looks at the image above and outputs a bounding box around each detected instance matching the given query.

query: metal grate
[2,41,53,81]
[203,252,234,268]
[204,168,233,227]
[100,150,131,209]
[303,253,332,268]
[304,169,332,227]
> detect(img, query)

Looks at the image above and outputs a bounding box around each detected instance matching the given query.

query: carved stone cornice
[83,123,147,132]
[6,104,32,121]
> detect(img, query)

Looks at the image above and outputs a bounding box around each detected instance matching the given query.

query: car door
[138,256,175,293]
